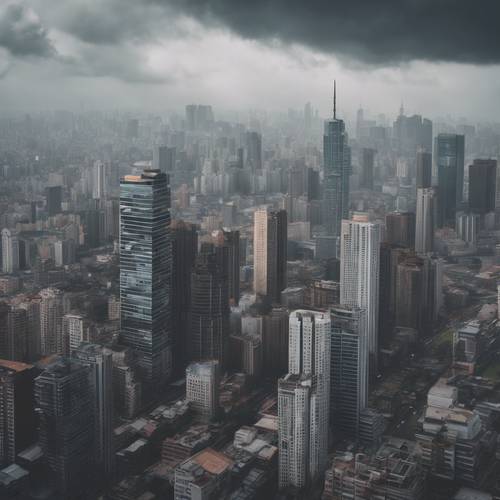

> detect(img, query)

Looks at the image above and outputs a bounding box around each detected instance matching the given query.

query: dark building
[385,212,415,249]
[120,170,172,384]
[126,119,139,139]
[262,307,289,377]
[153,146,176,173]
[307,168,320,201]
[0,360,36,465]
[360,148,375,190]
[214,229,240,305]
[171,220,198,375]
[35,358,94,499]
[188,243,230,366]
[468,159,497,214]
[245,131,262,171]
[393,112,432,155]
[436,134,465,227]
[46,185,62,216]
[416,150,432,189]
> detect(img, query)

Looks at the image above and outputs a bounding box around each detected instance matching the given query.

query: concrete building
[415,187,436,254]
[186,360,219,421]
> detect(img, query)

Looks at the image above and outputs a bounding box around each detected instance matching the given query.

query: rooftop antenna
[333,80,337,119]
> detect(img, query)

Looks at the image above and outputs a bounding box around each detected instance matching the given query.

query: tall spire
[333,80,337,119]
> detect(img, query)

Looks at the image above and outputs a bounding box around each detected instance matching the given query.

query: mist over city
[0,1,500,500]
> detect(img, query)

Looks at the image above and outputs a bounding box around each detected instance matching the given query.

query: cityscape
[1,1,500,500]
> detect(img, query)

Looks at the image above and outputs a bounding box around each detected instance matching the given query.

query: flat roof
[192,448,233,476]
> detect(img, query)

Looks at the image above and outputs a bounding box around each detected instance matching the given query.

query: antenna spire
[333,80,337,119]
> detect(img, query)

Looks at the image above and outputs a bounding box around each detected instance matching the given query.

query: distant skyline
[1,1,500,121]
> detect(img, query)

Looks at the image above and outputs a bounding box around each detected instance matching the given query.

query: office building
[213,229,240,305]
[360,148,375,190]
[35,358,94,498]
[153,145,176,173]
[436,134,465,227]
[189,243,230,366]
[0,360,36,465]
[92,161,107,200]
[262,307,289,377]
[120,169,172,384]
[39,287,64,356]
[415,187,436,254]
[46,185,62,216]
[0,304,27,362]
[385,211,415,249]
[171,220,198,374]
[62,313,89,356]
[253,208,287,302]
[323,83,351,238]
[185,360,219,421]
[1,229,19,274]
[456,212,480,246]
[340,214,381,371]
[245,131,262,171]
[330,305,368,438]
[72,344,114,478]
[468,159,496,215]
[416,150,432,189]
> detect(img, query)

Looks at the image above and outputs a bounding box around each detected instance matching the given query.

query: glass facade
[120,169,172,384]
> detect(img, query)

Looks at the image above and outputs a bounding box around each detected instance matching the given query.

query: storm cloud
[164,0,500,65]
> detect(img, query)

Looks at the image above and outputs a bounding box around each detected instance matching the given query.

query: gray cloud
[161,0,500,65]
[0,3,55,57]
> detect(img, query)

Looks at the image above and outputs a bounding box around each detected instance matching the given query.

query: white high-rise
[62,313,89,355]
[415,187,436,254]
[1,229,19,274]
[186,360,219,421]
[92,161,107,200]
[340,214,381,371]
[39,288,64,355]
[279,310,331,490]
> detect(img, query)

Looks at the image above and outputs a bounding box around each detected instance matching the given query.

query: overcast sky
[1,0,500,121]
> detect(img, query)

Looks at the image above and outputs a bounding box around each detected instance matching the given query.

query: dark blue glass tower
[119,169,172,384]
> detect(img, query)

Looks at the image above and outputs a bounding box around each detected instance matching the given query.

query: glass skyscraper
[323,97,351,239]
[119,169,172,384]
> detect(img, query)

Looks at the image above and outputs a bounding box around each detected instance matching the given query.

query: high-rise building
[323,83,351,238]
[330,305,368,438]
[35,358,94,498]
[72,344,114,479]
[46,185,62,216]
[245,131,262,171]
[189,243,229,366]
[416,150,432,189]
[213,229,240,305]
[340,214,381,372]
[262,307,289,377]
[1,229,19,274]
[415,187,436,254]
[0,304,27,362]
[436,134,465,227]
[119,169,172,384]
[278,374,317,491]
[456,212,480,246]
[468,159,497,215]
[385,212,415,249]
[288,310,331,479]
[153,146,176,173]
[393,112,432,155]
[92,161,107,200]
[185,360,219,421]
[360,148,375,190]
[0,360,36,465]
[39,287,64,356]
[253,208,287,302]
[171,220,198,374]
[62,313,89,356]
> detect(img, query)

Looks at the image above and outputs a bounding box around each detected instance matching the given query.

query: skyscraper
[62,313,89,356]
[415,187,436,254]
[35,358,94,498]
[468,159,497,215]
[0,360,36,465]
[1,229,19,274]
[72,343,114,479]
[189,243,230,366]
[385,211,415,249]
[416,150,432,189]
[153,145,176,173]
[120,169,172,384]
[436,134,465,227]
[213,229,240,305]
[46,185,62,216]
[92,161,107,200]
[39,287,64,356]
[288,310,331,480]
[262,307,289,377]
[253,208,287,302]
[360,148,375,190]
[340,214,381,372]
[171,220,198,374]
[330,305,368,438]
[245,131,262,171]
[323,82,351,238]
